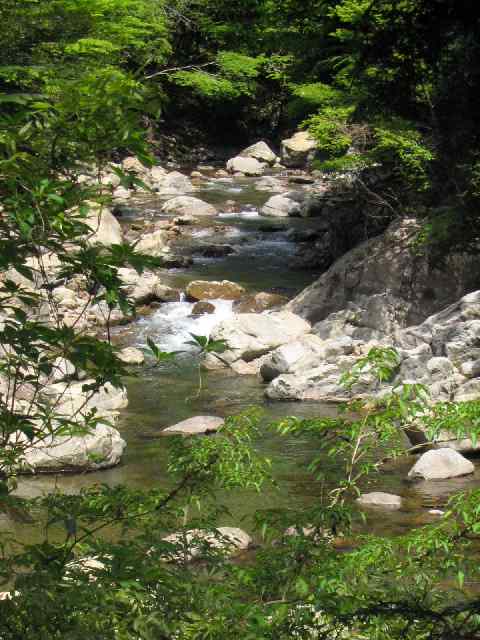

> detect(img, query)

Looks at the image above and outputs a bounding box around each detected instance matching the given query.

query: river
[9,172,480,543]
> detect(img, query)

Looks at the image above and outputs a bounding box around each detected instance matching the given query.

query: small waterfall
[135,298,234,353]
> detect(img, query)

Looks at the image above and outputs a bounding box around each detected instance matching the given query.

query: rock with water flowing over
[161,196,217,217]
[239,140,277,165]
[162,527,251,562]
[408,449,475,480]
[260,194,303,217]
[226,156,266,176]
[205,311,311,369]
[162,416,224,435]
[280,131,317,167]
[356,492,403,510]
[186,279,246,301]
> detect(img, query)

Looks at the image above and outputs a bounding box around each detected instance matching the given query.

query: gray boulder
[356,492,403,510]
[161,196,217,217]
[18,424,126,473]
[162,416,224,436]
[280,131,317,168]
[239,141,277,165]
[226,156,266,176]
[260,194,302,218]
[206,311,311,368]
[408,449,475,480]
[85,204,123,246]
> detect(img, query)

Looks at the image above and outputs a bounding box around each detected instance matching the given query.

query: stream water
[10,174,480,543]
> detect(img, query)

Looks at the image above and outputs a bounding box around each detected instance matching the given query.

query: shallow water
[13,173,480,541]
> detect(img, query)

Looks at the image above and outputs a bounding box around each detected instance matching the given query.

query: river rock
[239,141,277,165]
[135,229,170,257]
[280,131,317,168]
[260,194,302,218]
[255,177,286,192]
[85,204,123,246]
[234,292,288,313]
[162,527,251,562]
[192,301,216,315]
[408,449,475,480]
[156,172,194,195]
[17,423,126,473]
[186,280,245,301]
[122,156,149,175]
[119,268,180,304]
[161,196,217,217]
[162,416,224,436]
[206,311,311,367]
[226,156,266,176]
[356,492,403,509]
[118,347,145,365]
[43,380,129,416]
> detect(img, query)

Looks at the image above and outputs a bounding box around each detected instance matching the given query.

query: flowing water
[10,174,480,543]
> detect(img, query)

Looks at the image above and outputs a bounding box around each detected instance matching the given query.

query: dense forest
[1,1,480,638]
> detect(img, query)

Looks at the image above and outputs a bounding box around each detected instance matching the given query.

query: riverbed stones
[280,131,317,168]
[260,194,302,218]
[186,279,246,301]
[161,196,217,217]
[226,156,266,176]
[162,416,224,435]
[356,492,403,510]
[162,527,251,562]
[118,347,145,365]
[408,449,475,481]
[239,140,277,165]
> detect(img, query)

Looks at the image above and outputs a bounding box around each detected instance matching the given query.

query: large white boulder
[161,196,217,217]
[408,449,475,480]
[85,204,123,246]
[260,194,302,217]
[226,156,266,176]
[280,131,317,167]
[156,171,194,195]
[239,141,277,165]
[18,423,126,472]
[208,311,311,366]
